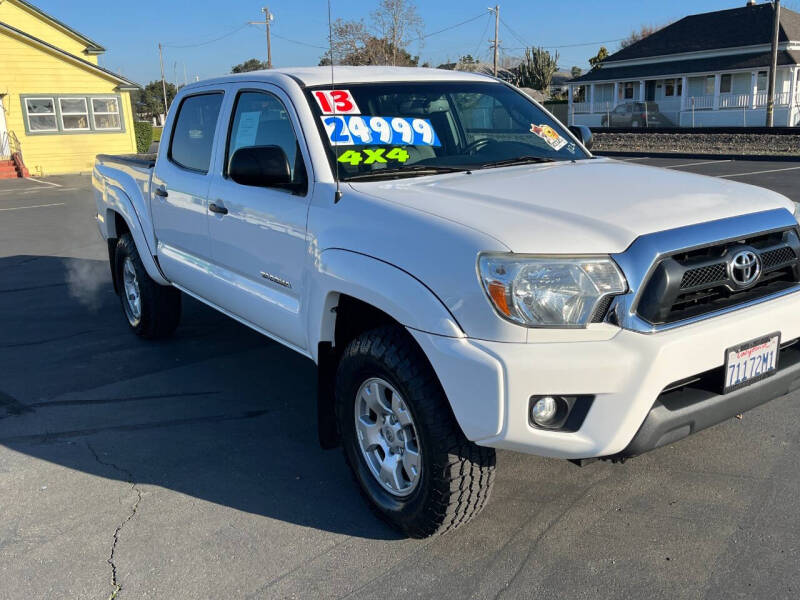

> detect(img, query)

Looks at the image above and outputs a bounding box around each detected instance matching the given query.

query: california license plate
[724,333,780,394]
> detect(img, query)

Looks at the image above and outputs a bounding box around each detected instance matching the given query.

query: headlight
[479,254,627,327]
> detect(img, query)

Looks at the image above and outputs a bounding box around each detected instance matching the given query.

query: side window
[226,91,306,189]
[169,93,224,173]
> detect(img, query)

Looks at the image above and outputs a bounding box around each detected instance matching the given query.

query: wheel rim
[121,257,142,326]
[354,377,422,497]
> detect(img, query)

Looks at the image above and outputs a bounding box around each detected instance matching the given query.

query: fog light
[531,396,559,427]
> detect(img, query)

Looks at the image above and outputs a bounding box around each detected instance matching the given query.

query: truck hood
[349,158,795,254]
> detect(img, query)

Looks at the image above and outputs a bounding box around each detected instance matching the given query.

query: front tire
[336,325,496,538]
[115,233,181,339]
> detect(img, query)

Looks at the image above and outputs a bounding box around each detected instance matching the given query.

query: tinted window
[226,91,304,183]
[169,93,223,173]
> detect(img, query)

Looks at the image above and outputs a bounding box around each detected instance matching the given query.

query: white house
[568,1,800,127]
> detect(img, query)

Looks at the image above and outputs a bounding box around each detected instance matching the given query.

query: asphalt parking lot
[1,159,799,600]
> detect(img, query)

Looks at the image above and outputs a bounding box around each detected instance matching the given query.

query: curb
[594,151,800,162]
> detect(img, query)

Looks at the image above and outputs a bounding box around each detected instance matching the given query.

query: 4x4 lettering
[363,148,387,164]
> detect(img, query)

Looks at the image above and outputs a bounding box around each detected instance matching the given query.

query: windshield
[306,81,589,181]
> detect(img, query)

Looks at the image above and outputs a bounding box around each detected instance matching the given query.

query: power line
[416,12,489,41]
[162,22,251,49]
[271,32,327,50]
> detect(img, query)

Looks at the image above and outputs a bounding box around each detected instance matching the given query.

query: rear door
[204,85,313,351]
[152,88,226,291]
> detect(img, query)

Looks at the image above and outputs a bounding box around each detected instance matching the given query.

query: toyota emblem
[729,249,761,288]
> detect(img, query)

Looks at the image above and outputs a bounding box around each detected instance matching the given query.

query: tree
[131,80,177,121]
[571,66,582,79]
[232,58,267,73]
[588,46,609,69]
[619,25,661,49]
[371,0,423,66]
[319,0,423,66]
[514,47,560,93]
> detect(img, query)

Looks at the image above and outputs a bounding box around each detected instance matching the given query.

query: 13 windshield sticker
[321,115,442,147]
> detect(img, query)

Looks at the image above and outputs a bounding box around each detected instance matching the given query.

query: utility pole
[158,43,169,120]
[489,5,500,77]
[766,0,781,127]
[249,7,274,68]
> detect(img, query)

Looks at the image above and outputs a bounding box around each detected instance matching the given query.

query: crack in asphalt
[87,442,142,600]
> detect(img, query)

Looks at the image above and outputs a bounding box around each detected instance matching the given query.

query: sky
[28,0,800,86]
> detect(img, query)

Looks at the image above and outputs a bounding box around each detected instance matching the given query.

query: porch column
[613,82,619,108]
[713,73,721,110]
[639,80,646,101]
[568,85,574,125]
[680,76,689,111]
[788,67,798,126]
[589,84,595,113]
[751,71,759,109]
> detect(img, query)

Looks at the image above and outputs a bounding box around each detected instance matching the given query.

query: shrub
[134,121,153,154]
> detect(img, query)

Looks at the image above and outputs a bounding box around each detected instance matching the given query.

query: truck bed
[96,153,157,169]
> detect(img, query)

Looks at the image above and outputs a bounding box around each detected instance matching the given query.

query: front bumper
[410,288,800,459]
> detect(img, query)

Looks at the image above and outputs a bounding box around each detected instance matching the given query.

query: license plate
[724,333,780,394]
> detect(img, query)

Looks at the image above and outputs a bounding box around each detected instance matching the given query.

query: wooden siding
[0,29,136,175]
[0,0,98,64]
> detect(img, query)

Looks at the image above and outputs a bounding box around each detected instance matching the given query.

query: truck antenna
[328,0,343,203]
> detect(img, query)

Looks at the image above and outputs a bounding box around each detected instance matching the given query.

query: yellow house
[0,0,139,176]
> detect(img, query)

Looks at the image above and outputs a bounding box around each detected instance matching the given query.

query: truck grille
[636,228,800,325]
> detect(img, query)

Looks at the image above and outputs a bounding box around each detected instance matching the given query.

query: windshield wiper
[477,156,556,170]
[345,164,469,181]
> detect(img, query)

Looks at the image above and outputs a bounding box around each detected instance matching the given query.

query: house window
[25,98,58,132]
[92,98,121,130]
[677,78,683,96]
[720,74,732,94]
[623,82,635,99]
[22,94,125,135]
[59,98,90,131]
[757,71,768,91]
[704,76,715,95]
[665,79,675,97]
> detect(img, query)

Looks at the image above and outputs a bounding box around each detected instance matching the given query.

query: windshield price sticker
[321,116,441,147]
[337,148,410,165]
[313,90,361,115]
[530,124,567,151]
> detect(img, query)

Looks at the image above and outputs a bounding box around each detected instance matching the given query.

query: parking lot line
[0,202,65,212]
[666,160,732,169]
[720,165,800,178]
[25,177,62,188]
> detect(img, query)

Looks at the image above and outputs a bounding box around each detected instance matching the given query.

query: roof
[0,21,138,88]
[605,3,800,63]
[572,49,800,83]
[11,0,105,52]
[187,66,496,90]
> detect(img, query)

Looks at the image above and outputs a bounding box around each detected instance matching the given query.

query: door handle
[154,187,168,198]
[209,202,228,215]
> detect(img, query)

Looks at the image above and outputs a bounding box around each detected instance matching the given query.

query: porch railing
[574,91,798,115]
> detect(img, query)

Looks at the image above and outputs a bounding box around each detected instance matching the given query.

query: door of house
[0,95,9,159]
[645,81,656,102]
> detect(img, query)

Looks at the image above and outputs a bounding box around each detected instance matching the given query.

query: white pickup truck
[94,66,800,537]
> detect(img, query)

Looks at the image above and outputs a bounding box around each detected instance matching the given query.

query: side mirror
[569,125,593,150]
[229,145,291,188]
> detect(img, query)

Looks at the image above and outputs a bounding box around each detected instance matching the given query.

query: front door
[646,81,656,102]
[205,86,312,351]
[152,88,226,292]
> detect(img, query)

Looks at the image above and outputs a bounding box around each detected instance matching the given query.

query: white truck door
[204,86,312,351]
[151,88,226,292]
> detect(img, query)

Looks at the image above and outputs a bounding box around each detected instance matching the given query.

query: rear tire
[335,325,496,538]
[114,233,181,339]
